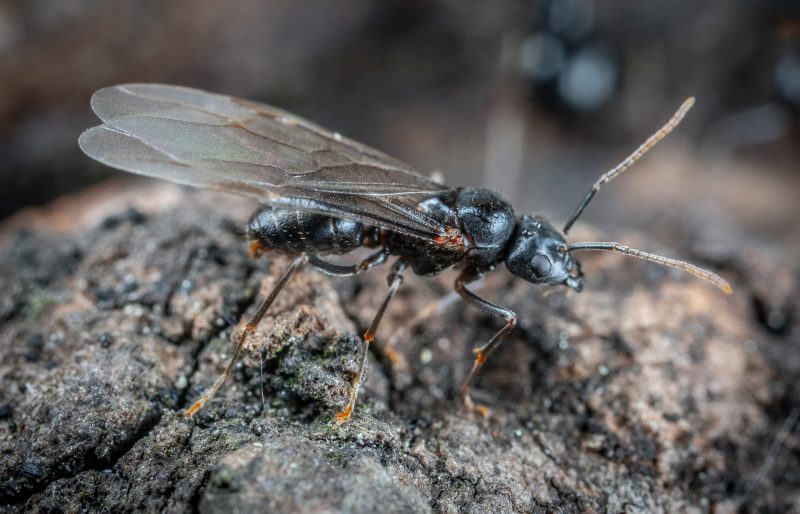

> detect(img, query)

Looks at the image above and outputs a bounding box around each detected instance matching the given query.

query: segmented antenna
[568,241,732,294]
[562,97,696,234]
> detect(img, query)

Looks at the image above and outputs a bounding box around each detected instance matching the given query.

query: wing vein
[82,84,459,241]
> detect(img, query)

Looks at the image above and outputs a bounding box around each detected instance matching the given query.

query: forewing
[79,84,454,239]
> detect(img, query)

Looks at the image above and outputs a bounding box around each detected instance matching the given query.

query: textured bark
[0,182,797,513]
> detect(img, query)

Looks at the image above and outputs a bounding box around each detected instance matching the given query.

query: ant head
[505,215,584,292]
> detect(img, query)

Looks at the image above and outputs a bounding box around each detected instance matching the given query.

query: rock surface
[0,183,797,513]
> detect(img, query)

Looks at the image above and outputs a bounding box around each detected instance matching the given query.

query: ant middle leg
[306,248,389,276]
[455,268,518,418]
[309,248,404,366]
[335,258,409,423]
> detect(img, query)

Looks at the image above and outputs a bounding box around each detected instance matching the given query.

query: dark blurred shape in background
[0,0,798,252]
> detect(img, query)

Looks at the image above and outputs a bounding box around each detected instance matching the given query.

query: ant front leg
[455,267,518,418]
[335,258,408,424]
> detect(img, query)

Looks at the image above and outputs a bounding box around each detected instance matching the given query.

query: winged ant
[79,85,731,422]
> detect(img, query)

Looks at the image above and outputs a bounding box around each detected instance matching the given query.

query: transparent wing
[78,84,455,240]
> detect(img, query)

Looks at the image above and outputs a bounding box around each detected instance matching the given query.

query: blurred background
[0,0,798,256]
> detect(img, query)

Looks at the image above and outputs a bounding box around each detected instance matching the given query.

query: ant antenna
[568,241,732,294]
[562,97,696,234]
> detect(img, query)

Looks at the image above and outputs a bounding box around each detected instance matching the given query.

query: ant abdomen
[248,206,363,254]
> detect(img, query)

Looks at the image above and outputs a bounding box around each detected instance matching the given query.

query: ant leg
[335,258,408,423]
[306,248,389,277]
[455,268,517,417]
[309,249,405,364]
[184,254,308,418]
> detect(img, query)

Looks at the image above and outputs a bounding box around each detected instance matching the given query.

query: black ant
[79,85,731,422]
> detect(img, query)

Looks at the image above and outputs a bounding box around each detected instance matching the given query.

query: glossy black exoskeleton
[79,85,731,422]
[249,188,579,287]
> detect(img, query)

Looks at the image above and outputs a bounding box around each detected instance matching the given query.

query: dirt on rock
[0,183,797,513]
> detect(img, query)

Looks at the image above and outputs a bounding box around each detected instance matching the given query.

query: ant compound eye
[531,254,552,278]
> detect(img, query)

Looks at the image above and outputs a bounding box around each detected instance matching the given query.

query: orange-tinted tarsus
[185,401,203,417]
[335,405,353,423]
[474,405,491,418]
[249,241,268,258]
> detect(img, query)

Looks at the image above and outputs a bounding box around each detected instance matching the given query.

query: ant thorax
[384,188,515,276]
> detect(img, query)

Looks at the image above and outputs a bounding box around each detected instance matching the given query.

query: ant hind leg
[184,254,307,417]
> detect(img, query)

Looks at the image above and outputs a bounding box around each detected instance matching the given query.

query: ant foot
[468,403,492,420]
[472,404,492,418]
[334,404,353,424]
[184,401,203,418]
[463,394,492,419]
